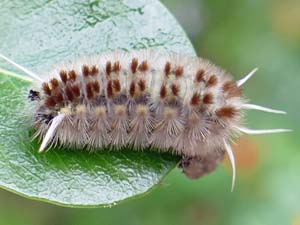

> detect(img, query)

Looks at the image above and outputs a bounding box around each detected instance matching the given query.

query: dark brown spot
[86,83,94,99]
[113,79,121,92]
[91,65,99,76]
[131,58,138,74]
[175,66,184,78]
[50,78,59,89]
[195,69,205,82]
[106,61,112,76]
[203,93,214,104]
[71,84,80,97]
[171,83,180,96]
[138,60,149,73]
[160,85,167,99]
[164,62,171,77]
[42,82,51,95]
[68,70,77,81]
[113,61,121,74]
[138,79,146,92]
[65,85,74,101]
[129,81,136,97]
[216,106,238,118]
[82,65,90,77]
[206,75,218,87]
[59,71,68,84]
[222,81,243,98]
[190,93,201,106]
[45,97,56,107]
[107,80,114,98]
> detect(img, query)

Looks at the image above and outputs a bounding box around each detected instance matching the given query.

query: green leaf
[0,0,195,207]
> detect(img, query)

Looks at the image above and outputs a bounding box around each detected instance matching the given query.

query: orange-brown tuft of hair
[50,78,59,89]
[138,60,149,73]
[92,81,100,94]
[68,70,77,81]
[216,106,239,118]
[164,62,171,77]
[71,84,81,98]
[106,61,112,76]
[53,90,64,104]
[206,75,218,87]
[42,82,51,95]
[138,79,146,92]
[129,81,136,97]
[175,66,184,78]
[86,83,94,99]
[65,85,74,101]
[45,97,56,108]
[190,93,201,106]
[82,65,90,77]
[171,83,180,96]
[195,69,205,82]
[107,80,114,98]
[113,61,121,74]
[91,65,99,76]
[131,58,138,74]
[160,84,167,99]
[113,79,121,92]
[59,71,68,84]
[203,93,214,104]
[222,81,243,98]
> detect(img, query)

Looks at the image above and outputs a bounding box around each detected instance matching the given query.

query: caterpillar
[0,51,290,191]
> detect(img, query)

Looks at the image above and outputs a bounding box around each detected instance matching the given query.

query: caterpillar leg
[179,150,225,179]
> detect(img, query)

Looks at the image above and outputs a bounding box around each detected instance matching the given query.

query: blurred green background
[1,0,299,224]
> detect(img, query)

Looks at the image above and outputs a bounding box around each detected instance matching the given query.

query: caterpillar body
[0,51,290,191]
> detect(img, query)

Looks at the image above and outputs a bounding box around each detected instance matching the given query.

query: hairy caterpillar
[0,51,290,191]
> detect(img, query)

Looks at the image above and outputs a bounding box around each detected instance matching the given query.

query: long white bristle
[242,104,287,114]
[39,114,65,153]
[0,53,43,82]
[223,139,236,192]
[0,67,34,82]
[236,126,292,135]
[237,68,258,87]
